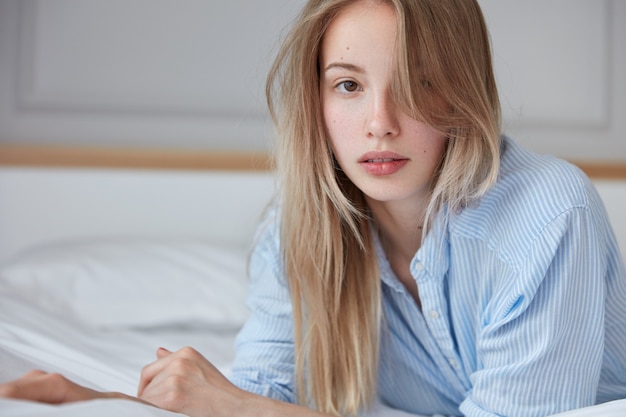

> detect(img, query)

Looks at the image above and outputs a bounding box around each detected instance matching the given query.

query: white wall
[480,0,626,162]
[0,0,625,161]
[0,0,306,151]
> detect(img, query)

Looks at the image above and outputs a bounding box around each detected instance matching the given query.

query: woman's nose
[367,92,400,139]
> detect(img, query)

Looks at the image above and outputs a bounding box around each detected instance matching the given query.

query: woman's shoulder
[495,136,592,209]
[449,136,599,257]
[249,202,283,272]
[481,136,596,219]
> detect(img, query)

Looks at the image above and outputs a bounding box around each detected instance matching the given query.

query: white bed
[0,156,625,417]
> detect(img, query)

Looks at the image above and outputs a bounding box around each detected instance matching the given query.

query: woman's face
[319,0,446,210]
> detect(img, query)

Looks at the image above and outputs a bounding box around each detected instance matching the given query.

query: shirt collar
[412,214,451,283]
[372,211,451,287]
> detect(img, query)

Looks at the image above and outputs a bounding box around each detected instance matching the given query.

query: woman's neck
[367,198,425,264]
[367,197,425,307]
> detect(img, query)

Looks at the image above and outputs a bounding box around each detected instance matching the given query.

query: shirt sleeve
[461,205,607,417]
[228,216,297,404]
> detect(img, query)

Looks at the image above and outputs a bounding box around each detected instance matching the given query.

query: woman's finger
[156,346,172,359]
[137,346,175,396]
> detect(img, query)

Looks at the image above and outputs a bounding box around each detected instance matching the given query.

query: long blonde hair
[265,0,500,415]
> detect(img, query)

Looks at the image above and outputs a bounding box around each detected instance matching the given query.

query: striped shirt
[229,136,626,416]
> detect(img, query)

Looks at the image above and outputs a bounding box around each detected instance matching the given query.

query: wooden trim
[570,161,626,180]
[1,144,625,179]
[0,144,272,171]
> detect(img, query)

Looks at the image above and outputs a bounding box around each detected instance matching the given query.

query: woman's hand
[0,369,125,404]
[137,346,251,417]
[1,348,331,417]
[0,348,250,417]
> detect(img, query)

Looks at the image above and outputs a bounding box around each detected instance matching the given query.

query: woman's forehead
[320,1,397,62]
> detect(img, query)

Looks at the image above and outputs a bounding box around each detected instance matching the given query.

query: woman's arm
[0,369,132,404]
[461,206,607,416]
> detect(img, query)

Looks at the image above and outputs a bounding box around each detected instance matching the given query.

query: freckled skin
[319,1,446,210]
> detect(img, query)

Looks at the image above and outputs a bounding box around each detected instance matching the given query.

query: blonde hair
[265,0,500,415]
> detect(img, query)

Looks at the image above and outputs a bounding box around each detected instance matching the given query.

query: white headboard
[0,167,276,263]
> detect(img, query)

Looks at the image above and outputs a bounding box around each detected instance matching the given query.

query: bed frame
[1,144,625,264]
[0,145,276,263]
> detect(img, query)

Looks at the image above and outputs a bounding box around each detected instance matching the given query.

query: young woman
[2,1,625,416]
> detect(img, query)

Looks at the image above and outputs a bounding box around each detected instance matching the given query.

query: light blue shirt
[229,136,626,417]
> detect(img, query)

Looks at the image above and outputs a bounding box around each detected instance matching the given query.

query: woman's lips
[358,151,409,175]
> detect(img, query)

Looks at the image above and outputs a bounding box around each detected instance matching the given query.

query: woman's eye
[337,80,360,93]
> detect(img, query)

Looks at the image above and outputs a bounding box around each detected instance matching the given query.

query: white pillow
[0,238,250,330]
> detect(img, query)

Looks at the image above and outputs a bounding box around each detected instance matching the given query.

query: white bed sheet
[0,286,423,417]
[0,288,238,415]
[2,289,625,417]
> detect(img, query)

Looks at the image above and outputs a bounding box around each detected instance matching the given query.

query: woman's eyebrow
[324,62,365,73]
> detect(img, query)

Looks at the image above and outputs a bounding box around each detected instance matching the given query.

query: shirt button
[449,358,459,368]
[429,310,439,319]
[413,262,425,272]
